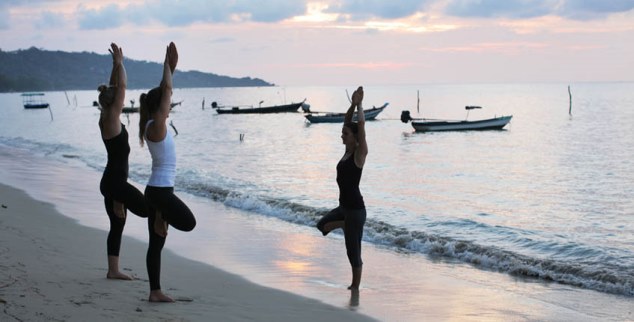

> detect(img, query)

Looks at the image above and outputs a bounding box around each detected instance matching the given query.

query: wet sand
[1,146,632,321]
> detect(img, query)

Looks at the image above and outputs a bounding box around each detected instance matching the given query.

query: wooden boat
[212,99,306,114]
[122,107,139,114]
[22,93,49,109]
[304,103,388,123]
[401,106,512,132]
[93,99,178,114]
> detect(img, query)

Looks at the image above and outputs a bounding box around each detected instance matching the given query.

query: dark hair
[97,84,116,110]
[344,121,359,135]
[138,86,162,146]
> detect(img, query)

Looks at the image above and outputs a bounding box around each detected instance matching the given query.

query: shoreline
[0,182,374,321]
[1,145,632,321]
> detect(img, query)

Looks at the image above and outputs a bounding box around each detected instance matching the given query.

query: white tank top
[145,120,176,187]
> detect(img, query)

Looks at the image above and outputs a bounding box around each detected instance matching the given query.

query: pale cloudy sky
[1,0,633,86]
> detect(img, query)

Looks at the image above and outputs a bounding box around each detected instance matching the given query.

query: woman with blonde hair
[139,42,196,302]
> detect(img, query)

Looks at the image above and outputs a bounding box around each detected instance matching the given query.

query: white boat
[304,103,388,123]
[401,106,512,132]
[410,115,512,132]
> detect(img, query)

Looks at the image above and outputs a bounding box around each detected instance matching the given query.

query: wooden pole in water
[169,120,178,136]
[417,90,420,114]
[568,85,572,115]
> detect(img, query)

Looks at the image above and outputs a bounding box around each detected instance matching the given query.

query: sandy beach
[1,142,632,321]
[0,183,375,321]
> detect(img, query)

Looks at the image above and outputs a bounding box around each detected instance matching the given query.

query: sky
[1,0,633,86]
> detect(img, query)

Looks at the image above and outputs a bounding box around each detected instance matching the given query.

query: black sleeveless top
[336,152,365,209]
[102,124,130,182]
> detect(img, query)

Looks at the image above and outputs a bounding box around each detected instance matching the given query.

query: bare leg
[348,266,362,290]
[149,289,174,303]
[154,210,168,237]
[106,255,133,280]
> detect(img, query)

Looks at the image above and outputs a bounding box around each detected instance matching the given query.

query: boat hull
[411,115,512,132]
[122,107,139,114]
[304,104,387,123]
[22,93,49,109]
[216,102,303,114]
[24,103,50,109]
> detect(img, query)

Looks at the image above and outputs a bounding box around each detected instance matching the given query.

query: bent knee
[183,218,196,232]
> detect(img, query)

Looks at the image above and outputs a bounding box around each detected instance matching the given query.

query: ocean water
[1,83,633,299]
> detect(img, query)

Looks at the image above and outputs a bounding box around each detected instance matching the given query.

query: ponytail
[138,93,149,146]
[138,87,162,147]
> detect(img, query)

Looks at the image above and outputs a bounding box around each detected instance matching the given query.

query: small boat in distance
[22,93,49,109]
[304,103,389,123]
[122,107,139,114]
[212,99,306,114]
[93,98,180,114]
[401,106,512,132]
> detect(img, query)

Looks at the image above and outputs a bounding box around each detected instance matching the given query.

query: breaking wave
[176,178,634,297]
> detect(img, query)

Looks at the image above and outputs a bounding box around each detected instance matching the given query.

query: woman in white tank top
[138,42,196,303]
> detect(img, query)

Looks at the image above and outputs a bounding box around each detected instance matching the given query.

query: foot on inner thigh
[113,200,126,219]
[154,211,168,237]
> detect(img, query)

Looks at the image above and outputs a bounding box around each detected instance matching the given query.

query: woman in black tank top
[98,43,148,281]
[316,86,368,290]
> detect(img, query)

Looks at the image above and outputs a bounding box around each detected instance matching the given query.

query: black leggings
[317,206,366,268]
[100,179,148,257]
[145,186,196,291]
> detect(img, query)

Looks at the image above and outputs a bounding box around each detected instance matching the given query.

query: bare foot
[107,270,133,280]
[149,290,174,303]
[154,211,168,237]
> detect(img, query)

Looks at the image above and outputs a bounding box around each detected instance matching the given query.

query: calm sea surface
[1,83,633,297]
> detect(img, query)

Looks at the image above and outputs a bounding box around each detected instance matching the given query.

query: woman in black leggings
[138,42,196,302]
[98,43,148,280]
[316,86,368,290]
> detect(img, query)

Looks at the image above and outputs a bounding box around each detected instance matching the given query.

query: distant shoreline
[0,47,274,92]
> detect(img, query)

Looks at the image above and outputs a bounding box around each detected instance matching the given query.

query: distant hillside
[0,47,274,92]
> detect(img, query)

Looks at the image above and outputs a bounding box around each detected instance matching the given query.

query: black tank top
[102,124,130,182]
[337,152,365,209]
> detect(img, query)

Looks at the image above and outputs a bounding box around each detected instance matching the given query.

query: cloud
[0,9,9,30]
[77,3,125,30]
[332,0,430,19]
[0,0,23,30]
[231,0,306,22]
[444,0,555,19]
[35,11,66,29]
[75,0,307,29]
[557,0,634,20]
[443,0,634,20]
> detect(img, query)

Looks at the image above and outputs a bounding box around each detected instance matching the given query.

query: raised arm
[344,101,356,124]
[352,87,368,167]
[109,43,126,113]
[154,42,178,124]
